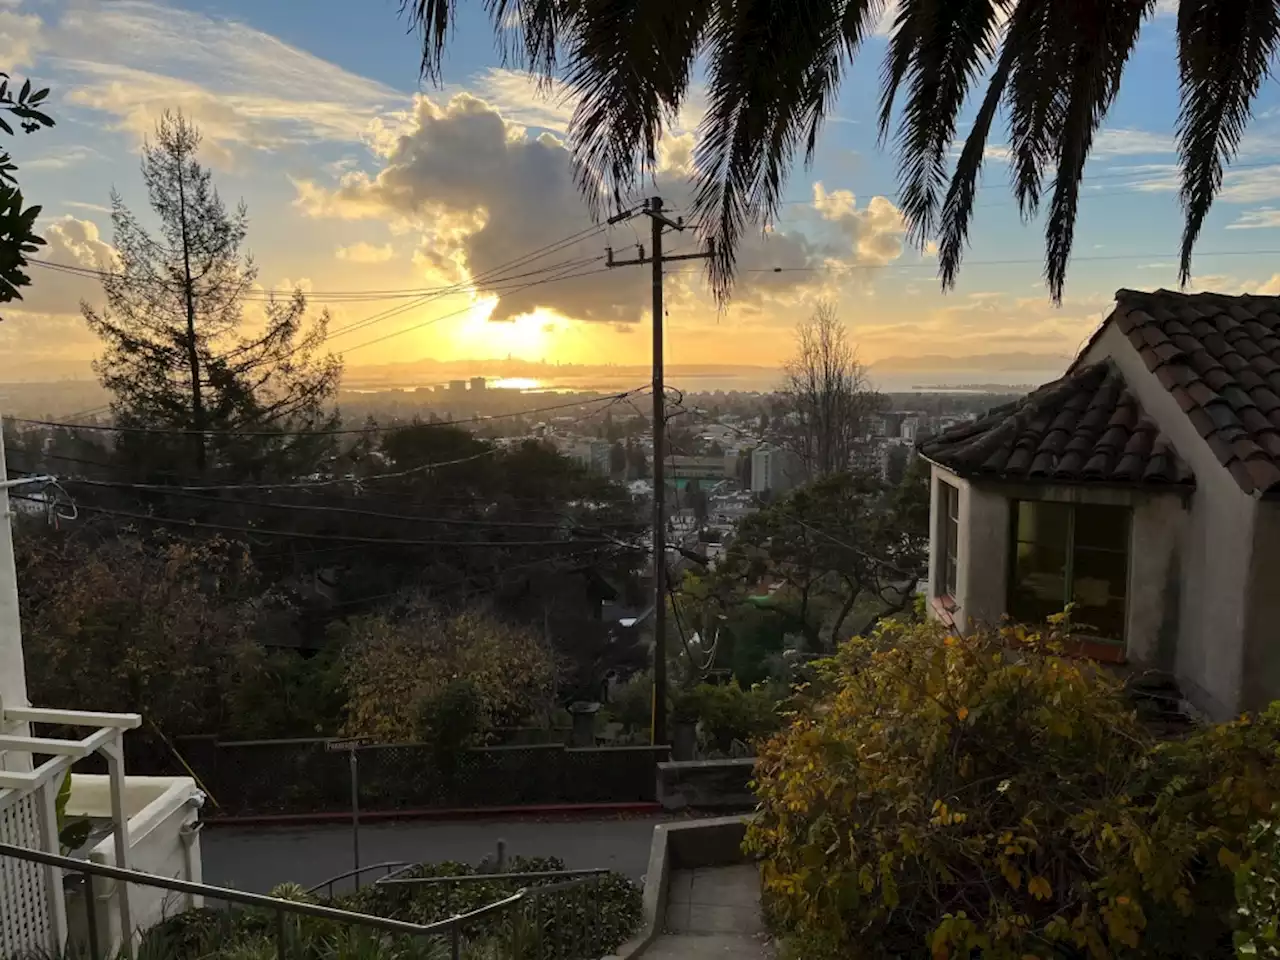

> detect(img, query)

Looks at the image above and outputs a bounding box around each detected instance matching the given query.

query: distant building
[900,417,920,443]
[751,446,802,495]
[667,455,736,489]
[448,380,467,393]
[470,377,487,392]
[570,439,612,474]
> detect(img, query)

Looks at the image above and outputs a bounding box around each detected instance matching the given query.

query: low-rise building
[920,288,1280,721]
[750,445,802,495]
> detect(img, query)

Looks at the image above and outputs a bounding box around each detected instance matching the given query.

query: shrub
[746,617,1280,959]
[1235,806,1280,959]
[340,606,556,742]
[680,682,781,755]
[416,679,485,762]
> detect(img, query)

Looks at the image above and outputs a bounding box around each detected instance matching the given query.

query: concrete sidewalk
[642,864,774,959]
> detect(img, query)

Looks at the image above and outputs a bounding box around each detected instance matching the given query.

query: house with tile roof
[919,288,1280,720]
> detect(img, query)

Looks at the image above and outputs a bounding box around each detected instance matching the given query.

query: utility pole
[607,198,713,747]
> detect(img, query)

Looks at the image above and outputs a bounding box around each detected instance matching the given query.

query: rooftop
[1107,288,1280,495]
[920,361,1192,487]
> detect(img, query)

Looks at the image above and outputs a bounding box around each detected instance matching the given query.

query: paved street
[200,815,672,894]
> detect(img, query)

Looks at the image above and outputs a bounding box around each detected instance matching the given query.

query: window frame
[1006,499,1131,643]
[937,480,960,599]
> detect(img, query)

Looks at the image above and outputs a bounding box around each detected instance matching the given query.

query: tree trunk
[176,160,206,473]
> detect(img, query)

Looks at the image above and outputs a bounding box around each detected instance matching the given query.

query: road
[200,815,672,894]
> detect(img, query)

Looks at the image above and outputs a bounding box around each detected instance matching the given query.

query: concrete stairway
[641,864,773,959]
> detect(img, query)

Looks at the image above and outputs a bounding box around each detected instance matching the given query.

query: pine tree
[83,112,341,480]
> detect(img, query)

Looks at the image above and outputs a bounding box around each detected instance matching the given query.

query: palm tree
[401,0,1278,303]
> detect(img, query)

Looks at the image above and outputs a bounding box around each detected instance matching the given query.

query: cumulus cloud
[336,242,395,263]
[295,93,907,327]
[42,215,119,270]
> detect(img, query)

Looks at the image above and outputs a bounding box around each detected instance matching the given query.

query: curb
[201,801,665,827]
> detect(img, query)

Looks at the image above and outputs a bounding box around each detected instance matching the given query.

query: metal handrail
[378,868,611,887]
[0,842,602,960]
[304,860,413,898]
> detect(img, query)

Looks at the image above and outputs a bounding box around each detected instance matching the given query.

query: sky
[8,0,1280,388]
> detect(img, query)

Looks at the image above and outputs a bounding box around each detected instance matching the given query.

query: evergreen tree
[83,112,341,480]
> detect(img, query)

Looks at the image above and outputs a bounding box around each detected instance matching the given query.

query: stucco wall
[1242,501,1280,713]
[929,458,1186,664]
[958,479,1011,631]
[1086,325,1256,719]
[926,465,1009,633]
[1125,494,1187,668]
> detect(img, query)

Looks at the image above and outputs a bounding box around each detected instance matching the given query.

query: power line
[8,493,617,548]
[6,388,647,438]
[337,262,616,355]
[38,474,645,531]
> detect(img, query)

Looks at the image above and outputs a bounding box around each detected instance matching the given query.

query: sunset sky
[9,0,1280,387]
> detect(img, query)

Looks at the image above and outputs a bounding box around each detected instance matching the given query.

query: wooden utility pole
[607,197,712,747]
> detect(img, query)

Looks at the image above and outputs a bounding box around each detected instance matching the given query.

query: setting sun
[447,300,561,360]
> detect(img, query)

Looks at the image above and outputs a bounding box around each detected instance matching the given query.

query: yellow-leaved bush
[338,605,556,743]
[745,617,1280,959]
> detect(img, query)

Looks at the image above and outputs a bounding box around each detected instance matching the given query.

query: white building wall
[928,462,1188,670]
[1085,325,1257,719]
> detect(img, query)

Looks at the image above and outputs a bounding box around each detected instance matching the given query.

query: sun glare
[450,301,560,360]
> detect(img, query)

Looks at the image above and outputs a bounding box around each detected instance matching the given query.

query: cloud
[336,242,395,263]
[42,0,405,165]
[22,146,101,171]
[812,184,906,267]
[42,215,118,270]
[1227,208,1280,230]
[0,7,43,69]
[459,68,576,133]
[294,92,904,327]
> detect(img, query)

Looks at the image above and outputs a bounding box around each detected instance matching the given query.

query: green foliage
[416,679,486,763]
[747,617,1280,959]
[1236,807,1280,959]
[676,682,781,755]
[0,181,42,317]
[18,532,266,737]
[0,71,54,320]
[602,671,653,738]
[707,471,927,655]
[145,856,640,960]
[54,772,92,853]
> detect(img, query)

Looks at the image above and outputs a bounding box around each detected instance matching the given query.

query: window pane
[1015,500,1070,547]
[1010,540,1068,623]
[1071,546,1127,640]
[939,482,960,597]
[1074,504,1130,552]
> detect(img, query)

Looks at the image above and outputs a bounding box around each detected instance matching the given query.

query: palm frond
[937,33,1017,289]
[882,0,1006,248]
[694,0,883,299]
[402,0,456,82]
[1176,0,1280,285]
[1003,0,1071,222]
[563,0,712,214]
[1043,0,1150,300]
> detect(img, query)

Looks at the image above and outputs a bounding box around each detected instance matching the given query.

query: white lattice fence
[0,788,55,957]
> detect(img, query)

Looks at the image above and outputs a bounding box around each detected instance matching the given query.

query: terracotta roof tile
[920,361,1192,488]
[1109,289,1280,496]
